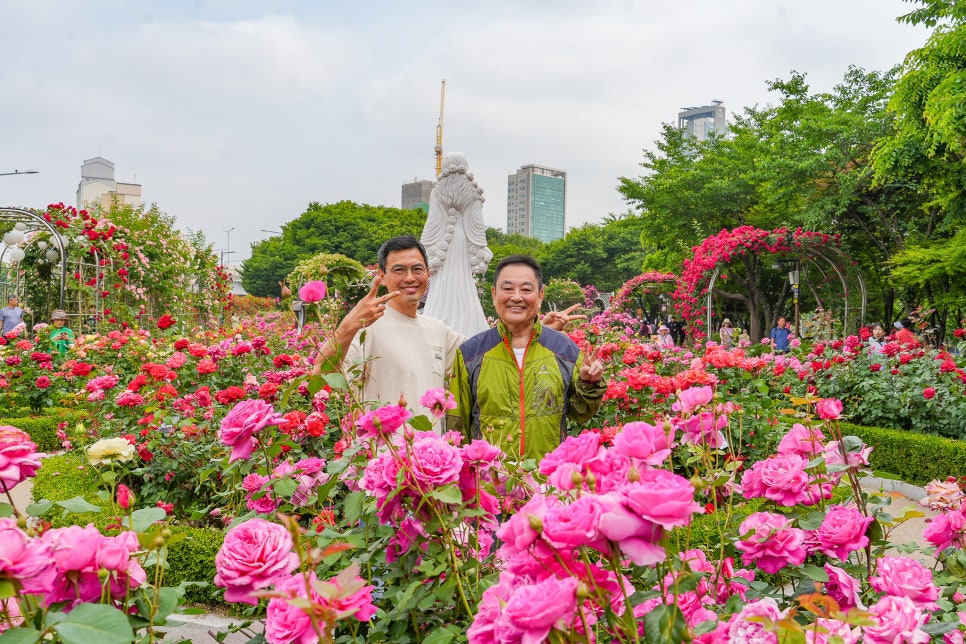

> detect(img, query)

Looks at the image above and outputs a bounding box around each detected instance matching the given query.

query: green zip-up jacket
[448,320,605,460]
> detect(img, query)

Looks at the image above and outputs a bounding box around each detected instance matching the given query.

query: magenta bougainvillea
[674,226,841,340]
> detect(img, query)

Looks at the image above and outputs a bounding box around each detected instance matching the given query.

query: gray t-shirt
[0,306,23,335]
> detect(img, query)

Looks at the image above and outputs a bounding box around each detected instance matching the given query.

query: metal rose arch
[609,271,679,318]
[1,206,68,309]
[675,226,866,342]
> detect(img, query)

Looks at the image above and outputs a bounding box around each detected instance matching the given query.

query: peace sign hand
[579,344,604,383]
[543,303,588,331]
[345,275,401,331]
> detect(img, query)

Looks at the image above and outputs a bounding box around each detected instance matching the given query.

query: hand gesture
[543,304,588,331]
[343,275,401,331]
[578,344,604,383]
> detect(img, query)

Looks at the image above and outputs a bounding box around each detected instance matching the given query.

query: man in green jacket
[448,255,605,460]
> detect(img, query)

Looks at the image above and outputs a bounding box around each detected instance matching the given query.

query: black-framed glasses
[388,264,427,277]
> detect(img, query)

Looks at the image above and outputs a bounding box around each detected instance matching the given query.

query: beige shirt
[344,307,465,418]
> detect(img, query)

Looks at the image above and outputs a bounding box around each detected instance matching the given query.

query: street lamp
[788,262,801,339]
[0,170,39,177]
[224,228,235,265]
[260,229,282,235]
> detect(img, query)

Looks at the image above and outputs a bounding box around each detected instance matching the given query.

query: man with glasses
[311,235,459,419]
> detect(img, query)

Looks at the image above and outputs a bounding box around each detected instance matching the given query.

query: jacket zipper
[503,331,534,457]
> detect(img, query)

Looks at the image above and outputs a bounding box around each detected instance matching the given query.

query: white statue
[420,152,492,337]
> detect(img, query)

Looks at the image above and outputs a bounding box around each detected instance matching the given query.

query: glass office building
[506,165,566,243]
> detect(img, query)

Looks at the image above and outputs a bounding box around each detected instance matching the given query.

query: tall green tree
[242,201,426,297]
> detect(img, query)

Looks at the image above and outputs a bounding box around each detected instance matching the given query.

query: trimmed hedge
[842,421,966,487]
[32,452,226,606]
[1,408,89,452]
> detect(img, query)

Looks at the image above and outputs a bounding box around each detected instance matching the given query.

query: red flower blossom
[35,376,51,389]
[157,314,176,330]
[924,387,936,400]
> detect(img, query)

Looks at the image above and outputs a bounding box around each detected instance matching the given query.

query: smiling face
[378,247,428,313]
[493,262,544,336]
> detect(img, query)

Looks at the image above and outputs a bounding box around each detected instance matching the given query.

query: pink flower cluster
[243,457,330,513]
[265,570,375,644]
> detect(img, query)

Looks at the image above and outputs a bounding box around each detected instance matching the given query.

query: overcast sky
[1,1,930,262]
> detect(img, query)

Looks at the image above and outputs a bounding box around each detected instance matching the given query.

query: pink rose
[597,492,665,565]
[541,495,605,550]
[924,509,966,553]
[816,398,843,420]
[117,484,135,511]
[418,387,457,418]
[503,576,578,642]
[409,434,462,488]
[824,439,873,471]
[824,563,864,610]
[672,385,714,414]
[740,453,812,506]
[777,423,825,457]
[816,505,873,560]
[870,556,939,612]
[297,280,327,303]
[538,432,602,477]
[460,439,503,469]
[218,399,284,462]
[736,512,807,574]
[863,595,930,644]
[611,420,674,466]
[727,597,783,643]
[805,618,860,644]
[355,404,412,441]
[0,518,55,595]
[921,477,964,511]
[924,387,936,399]
[0,426,44,490]
[622,470,703,529]
[675,411,728,448]
[214,518,299,605]
[497,494,551,557]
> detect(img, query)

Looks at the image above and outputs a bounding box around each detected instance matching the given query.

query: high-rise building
[678,101,727,140]
[76,157,142,210]
[401,179,435,212]
[506,164,566,243]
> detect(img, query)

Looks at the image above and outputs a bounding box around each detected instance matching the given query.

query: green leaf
[343,491,364,523]
[27,499,54,517]
[0,627,43,643]
[0,504,13,518]
[322,372,348,390]
[273,477,298,498]
[0,580,16,600]
[130,507,168,533]
[57,496,102,514]
[644,604,688,644]
[423,626,457,644]
[800,564,829,582]
[52,603,135,644]
[410,415,434,432]
[429,485,463,505]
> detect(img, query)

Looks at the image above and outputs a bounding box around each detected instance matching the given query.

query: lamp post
[224,227,235,264]
[788,261,801,338]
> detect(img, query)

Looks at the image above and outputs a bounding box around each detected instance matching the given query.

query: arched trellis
[609,271,679,318]
[0,207,68,309]
[678,227,867,341]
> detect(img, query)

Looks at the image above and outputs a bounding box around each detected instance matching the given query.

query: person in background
[894,318,919,347]
[667,315,685,346]
[719,318,734,349]
[770,317,791,353]
[448,255,605,460]
[1,295,24,336]
[867,323,888,354]
[49,309,74,355]
[656,324,675,348]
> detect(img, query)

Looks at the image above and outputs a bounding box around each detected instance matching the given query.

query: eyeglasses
[387,264,427,278]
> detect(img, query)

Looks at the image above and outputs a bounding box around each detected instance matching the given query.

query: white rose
[85,437,136,466]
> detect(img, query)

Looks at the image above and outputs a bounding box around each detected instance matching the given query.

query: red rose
[955,328,966,338]
[924,387,936,400]
[174,339,190,350]
[35,376,51,389]
[869,363,882,372]
[157,314,176,330]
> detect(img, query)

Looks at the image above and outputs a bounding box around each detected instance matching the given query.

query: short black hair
[7,295,16,302]
[377,235,428,272]
[494,254,543,287]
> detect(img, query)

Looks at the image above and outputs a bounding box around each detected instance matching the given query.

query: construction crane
[435,79,446,178]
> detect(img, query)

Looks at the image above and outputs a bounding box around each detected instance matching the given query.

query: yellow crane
[435,79,446,178]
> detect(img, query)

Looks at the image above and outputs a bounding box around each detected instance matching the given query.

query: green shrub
[1,408,88,452]
[154,526,225,606]
[842,421,966,486]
